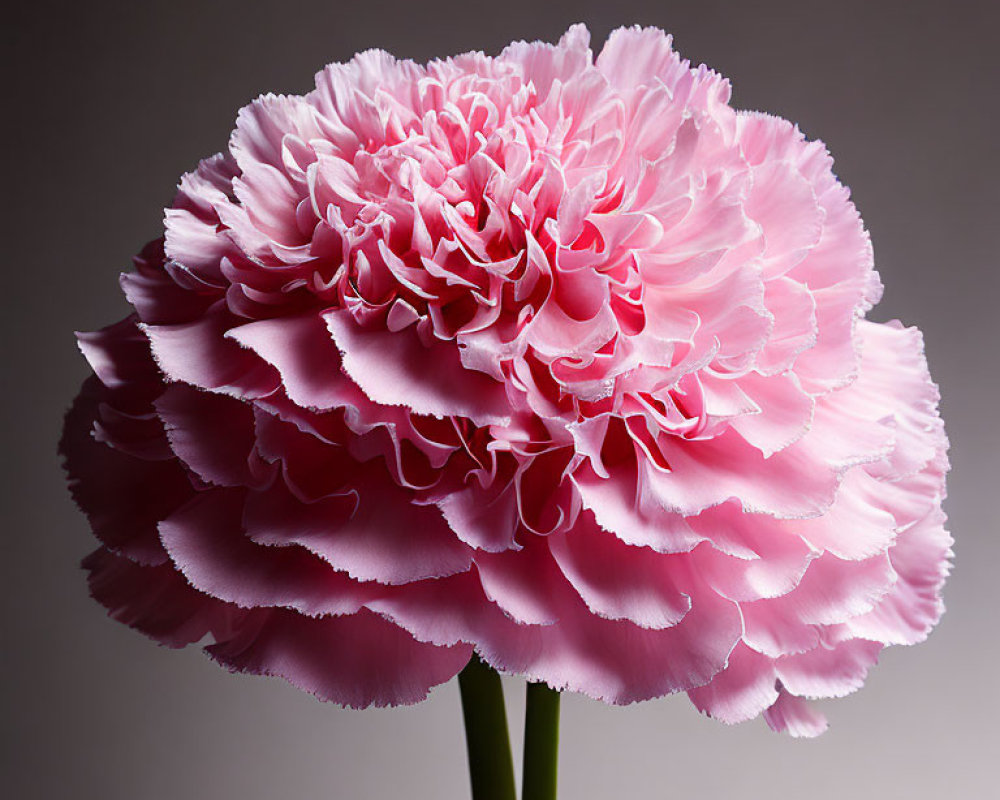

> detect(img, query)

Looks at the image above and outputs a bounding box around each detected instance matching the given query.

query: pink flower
[63,24,950,735]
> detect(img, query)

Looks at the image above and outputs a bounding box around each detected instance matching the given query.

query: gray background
[4,1,998,798]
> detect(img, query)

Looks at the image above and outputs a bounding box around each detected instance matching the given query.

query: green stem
[522,681,561,800]
[458,656,517,800]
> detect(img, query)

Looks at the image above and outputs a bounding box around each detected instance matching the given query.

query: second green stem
[522,681,561,800]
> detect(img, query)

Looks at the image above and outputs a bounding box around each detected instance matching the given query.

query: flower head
[63,24,950,734]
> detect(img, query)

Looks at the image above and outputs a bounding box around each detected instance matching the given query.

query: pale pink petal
[687,643,779,725]
[741,601,820,658]
[794,469,899,560]
[163,153,240,284]
[776,638,882,699]
[500,24,593,102]
[548,512,692,629]
[763,689,828,738]
[473,535,566,625]
[596,26,687,95]
[755,276,817,375]
[847,506,951,645]
[475,572,742,704]
[728,372,814,458]
[647,430,844,519]
[753,552,897,627]
[745,160,823,278]
[687,508,816,603]
[741,553,896,657]
[572,461,706,554]
[851,320,945,480]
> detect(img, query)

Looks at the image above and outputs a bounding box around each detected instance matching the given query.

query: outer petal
[84,548,243,648]
[155,385,260,488]
[572,461,706,554]
[847,506,951,645]
[159,489,383,616]
[763,689,828,738]
[776,638,883,699]
[476,570,742,704]
[500,23,593,102]
[226,314,357,411]
[62,377,187,566]
[142,306,279,399]
[687,643,779,725]
[851,320,946,480]
[473,535,567,625]
[687,506,817,604]
[206,608,473,708]
[435,478,521,553]
[596,26,688,95]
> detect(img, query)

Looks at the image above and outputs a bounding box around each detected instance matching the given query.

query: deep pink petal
[160,489,382,616]
[243,469,472,585]
[62,376,188,566]
[324,309,511,425]
[84,547,243,648]
[227,314,357,411]
[142,305,279,399]
[206,608,472,708]
[155,385,260,487]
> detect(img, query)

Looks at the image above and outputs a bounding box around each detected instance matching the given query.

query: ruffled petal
[155,385,260,487]
[62,370,187,566]
[159,489,382,616]
[549,512,692,629]
[475,570,742,704]
[84,548,242,648]
[142,306,279,399]
[226,314,382,416]
[776,638,882,699]
[687,643,779,725]
[324,309,511,425]
[206,608,473,707]
[243,469,472,585]
[763,689,828,738]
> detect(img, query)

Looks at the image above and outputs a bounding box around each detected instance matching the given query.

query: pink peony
[63,24,950,735]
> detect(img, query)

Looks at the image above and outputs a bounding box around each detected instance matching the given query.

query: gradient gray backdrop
[4,1,998,797]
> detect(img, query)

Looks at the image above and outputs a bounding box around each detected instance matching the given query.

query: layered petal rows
[62,25,950,734]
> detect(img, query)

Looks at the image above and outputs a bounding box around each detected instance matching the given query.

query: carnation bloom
[63,24,950,736]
